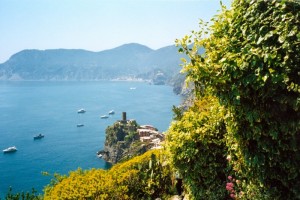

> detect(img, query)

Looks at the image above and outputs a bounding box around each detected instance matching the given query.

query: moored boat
[3,146,17,153]
[77,124,84,127]
[77,109,86,114]
[100,115,109,119]
[34,133,44,140]
[108,110,115,115]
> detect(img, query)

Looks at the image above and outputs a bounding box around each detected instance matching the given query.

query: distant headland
[0,43,204,95]
[0,43,184,82]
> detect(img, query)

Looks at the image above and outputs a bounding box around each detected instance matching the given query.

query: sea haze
[0,81,180,197]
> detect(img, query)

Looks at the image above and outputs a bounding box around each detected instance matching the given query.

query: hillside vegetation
[43,150,175,199]
[166,0,300,199]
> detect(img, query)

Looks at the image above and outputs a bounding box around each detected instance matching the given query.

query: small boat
[130,87,136,90]
[108,110,115,115]
[97,154,103,158]
[3,146,17,153]
[77,124,84,127]
[34,133,44,140]
[77,109,86,114]
[100,115,109,119]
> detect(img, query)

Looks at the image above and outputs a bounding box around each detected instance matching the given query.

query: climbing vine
[167,0,300,199]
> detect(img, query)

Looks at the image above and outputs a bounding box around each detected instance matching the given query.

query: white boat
[108,110,115,115]
[3,146,17,153]
[34,133,44,140]
[77,124,84,127]
[97,154,103,158]
[130,87,136,90]
[77,109,86,114]
[100,115,109,119]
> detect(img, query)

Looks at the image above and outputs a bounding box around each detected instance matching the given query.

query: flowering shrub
[225,175,277,200]
[226,176,236,199]
[43,150,174,199]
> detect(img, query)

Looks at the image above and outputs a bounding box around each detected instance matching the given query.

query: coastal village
[98,112,165,164]
[137,124,164,149]
[116,111,165,150]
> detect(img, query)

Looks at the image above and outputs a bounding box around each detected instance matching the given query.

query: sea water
[0,81,180,197]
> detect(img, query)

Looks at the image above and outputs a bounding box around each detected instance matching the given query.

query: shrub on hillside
[166,96,228,199]
[170,0,300,199]
[43,150,174,199]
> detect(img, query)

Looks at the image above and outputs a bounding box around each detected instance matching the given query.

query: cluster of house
[118,112,165,149]
[137,125,165,149]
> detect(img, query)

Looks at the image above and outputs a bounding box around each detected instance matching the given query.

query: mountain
[0,43,186,82]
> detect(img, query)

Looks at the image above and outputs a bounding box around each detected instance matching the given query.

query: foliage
[172,105,184,121]
[105,120,139,146]
[43,150,175,199]
[103,120,157,164]
[1,187,41,200]
[168,0,300,199]
[166,96,228,199]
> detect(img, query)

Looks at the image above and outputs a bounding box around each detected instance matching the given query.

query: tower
[122,112,127,121]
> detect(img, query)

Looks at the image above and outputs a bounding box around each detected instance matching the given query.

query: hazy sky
[0,0,231,63]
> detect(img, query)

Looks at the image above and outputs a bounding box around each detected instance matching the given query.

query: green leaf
[257,36,264,45]
[278,35,285,43]
[268,68,275,74]
[180,58,187,63]
[288,30,296,37]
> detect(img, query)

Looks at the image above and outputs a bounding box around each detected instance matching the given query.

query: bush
[43,150,174,199]
[1,187,41,200]
[172,0,300,199]
[166,96,228,199]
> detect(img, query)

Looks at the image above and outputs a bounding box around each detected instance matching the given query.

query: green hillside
[0,43,184,82]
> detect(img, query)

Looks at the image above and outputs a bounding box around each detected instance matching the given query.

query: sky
[0,0,231,63]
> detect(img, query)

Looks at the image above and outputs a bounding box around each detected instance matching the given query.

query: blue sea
[0,81,180,197]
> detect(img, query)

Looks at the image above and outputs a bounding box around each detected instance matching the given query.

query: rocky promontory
[98,112,164,164]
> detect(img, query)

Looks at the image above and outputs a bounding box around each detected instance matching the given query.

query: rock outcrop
[98,113,164,164]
